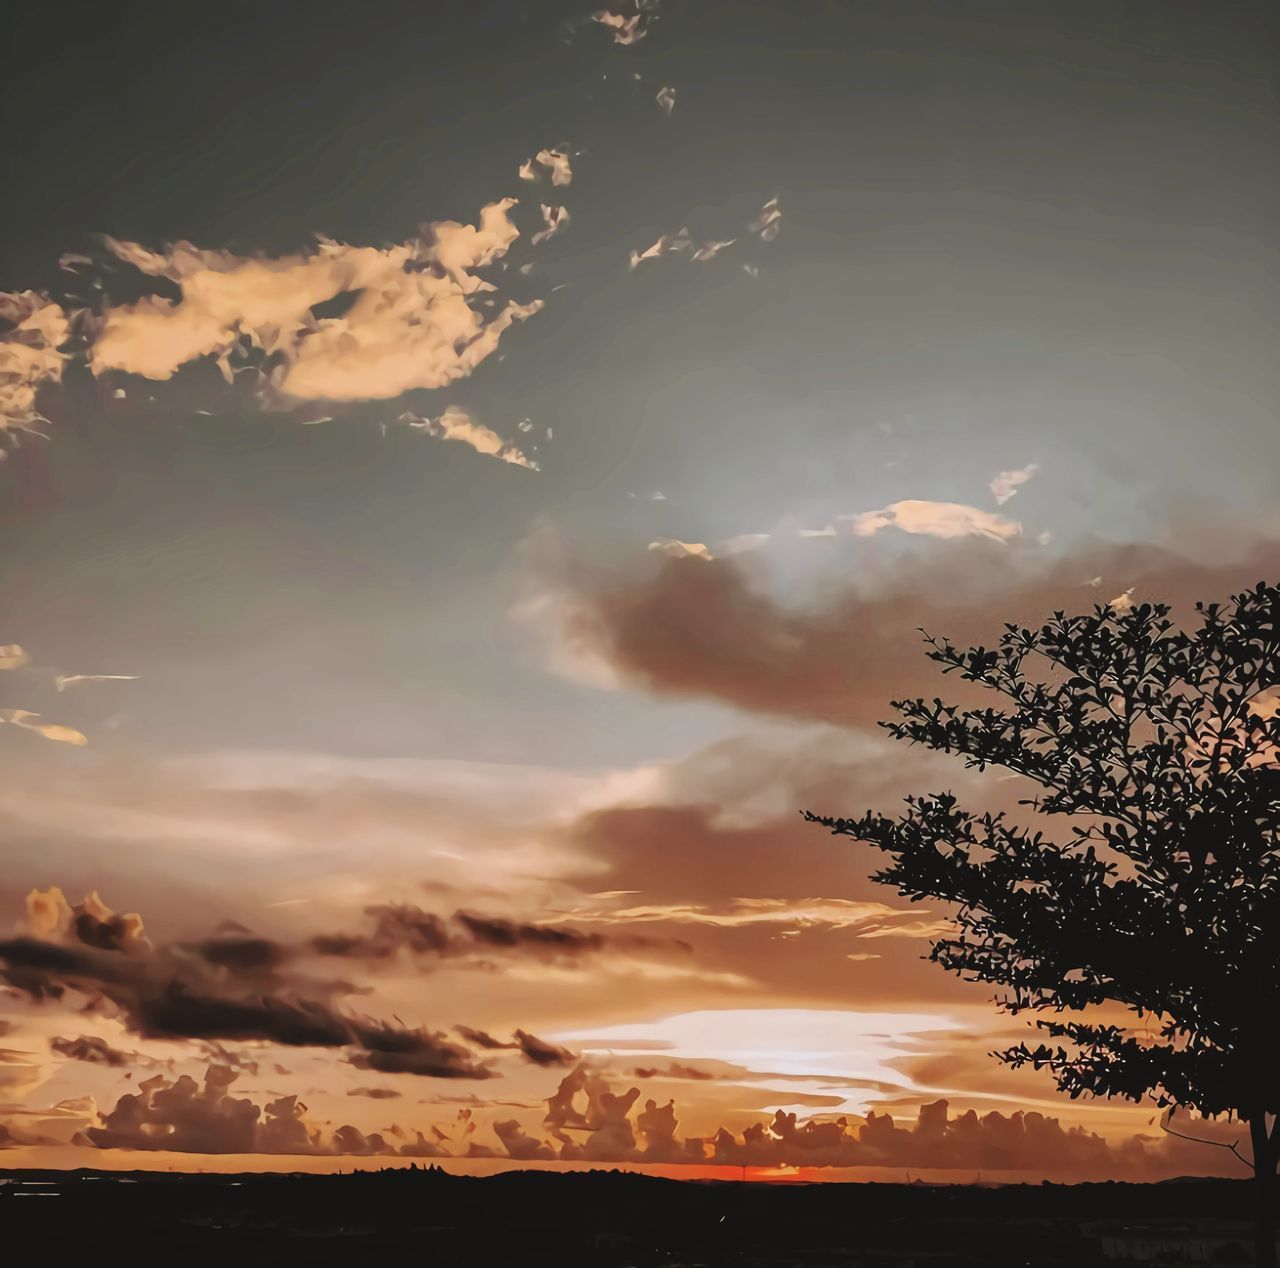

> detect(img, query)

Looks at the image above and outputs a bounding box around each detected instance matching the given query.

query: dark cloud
[191,935,291,974]
[0,892,493,1080]
[493,1117,556,1160]
[309,904,687,965]
[192,1039,260,1075]
[455,1025,577,1067]
[634,1063,717,1081]
[514,1029,576,1067]
[348,1086,402,1099]
[454,911,605,955]
[553,531,1280,727]
[454,1025,511,1051]
[50,1034,138,1068]
[346,1019,491,1080]
[308,905,451,960]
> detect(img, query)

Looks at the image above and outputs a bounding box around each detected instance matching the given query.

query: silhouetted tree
[807,583,1280,1267]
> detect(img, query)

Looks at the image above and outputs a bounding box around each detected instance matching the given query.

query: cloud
[748,197,782,242]
[49,1035,137,1068]
[454,1026,577,1067]
[0,645,31,671]
[0,889,494,1080]
[89,201,541,405]
[840,500,1022,543]
[647,535,770,562]
[648,538,714,561]
[633,1063,717,1081]
[493,1116,556,1159]
[0,648,133,747]
[0,291,71,443]
[630,200,782,271]
[0,1094,99,1148]
[54,674,139,692]
[988,464,1039,506]
[542,528,1280,727]
[398,406,537,469]
[306,903,685,966]
[0,709,88,747]
[520,148,573,186]
[0,1048,48,1100]
[348,1086,402,1099]
[691,239,736,262]
[80,1063,440,1156]
[453,911,607,956]
[559,895,951,939]
[530,204,571,247]
[630,228,693,270]
[593,9,649,44]
[486,1066,1249,1177]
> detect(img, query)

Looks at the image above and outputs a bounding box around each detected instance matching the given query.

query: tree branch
[1161,1109,1253,1173]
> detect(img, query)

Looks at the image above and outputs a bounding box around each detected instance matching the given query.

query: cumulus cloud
[478,1066,1249,1178]
[0,290,71,443]
[90,201,541,406]
[80,1063,439,1156]
[494,1116,556,1159]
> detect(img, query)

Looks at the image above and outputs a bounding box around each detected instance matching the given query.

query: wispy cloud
[398,406,538,470]
[988,463,1039,506]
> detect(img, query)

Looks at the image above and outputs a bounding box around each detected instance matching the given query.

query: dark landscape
[0,1168,1258,1266]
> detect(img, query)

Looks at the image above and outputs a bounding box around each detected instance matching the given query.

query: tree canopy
[807,582,1280,1259]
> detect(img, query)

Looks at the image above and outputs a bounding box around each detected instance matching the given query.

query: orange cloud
[90,201,541,405]
[0,290,71,444]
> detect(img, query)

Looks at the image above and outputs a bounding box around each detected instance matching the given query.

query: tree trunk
[1251,1117,1277,1268]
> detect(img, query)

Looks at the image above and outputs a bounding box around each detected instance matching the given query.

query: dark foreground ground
[0,1167,1257,1266]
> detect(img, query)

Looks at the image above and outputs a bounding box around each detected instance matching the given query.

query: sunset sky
[1,0,1278,1180]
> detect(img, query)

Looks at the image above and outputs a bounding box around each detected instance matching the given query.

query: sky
[0,0,1277,1180]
